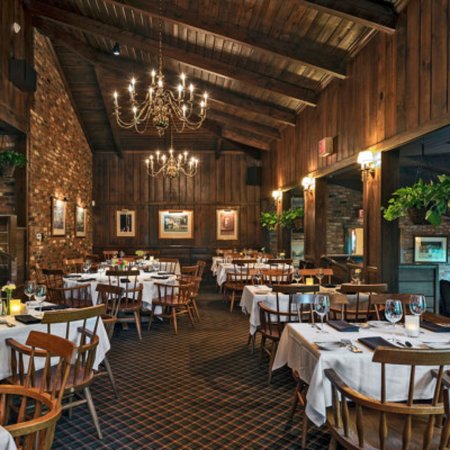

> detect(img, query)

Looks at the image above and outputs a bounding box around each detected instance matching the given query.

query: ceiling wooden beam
[102,0,347,79]
[28,1,318,104]
[222,127,271,152]
[301,0,397,34]
[33,18,298,127]
[208,110,280,141]
[94,66,124,158]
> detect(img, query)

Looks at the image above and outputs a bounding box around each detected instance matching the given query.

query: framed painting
[158,210,194,239]
[116,209,136,237]
[75,205,87,237]
[51,197,67,236]
[216,209,238,240]
[414,236,448,263]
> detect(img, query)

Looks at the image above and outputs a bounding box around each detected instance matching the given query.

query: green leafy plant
[383,176,450,226]
[0,150,27,169]
[260,211,278,231]
[280,207,304,229]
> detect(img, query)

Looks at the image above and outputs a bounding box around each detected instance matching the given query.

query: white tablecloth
[0,426,17,450]
[272,322,450,427]
[64,271,178,311]
[216,263,293,287]
[211,257,224,275]
[0,314,110,381]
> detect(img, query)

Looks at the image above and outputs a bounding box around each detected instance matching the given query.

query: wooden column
[304,178,327,266]
[362,151,399,288]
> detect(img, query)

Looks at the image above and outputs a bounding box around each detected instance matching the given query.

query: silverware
[341,339,363,353]
[0,319,15,327]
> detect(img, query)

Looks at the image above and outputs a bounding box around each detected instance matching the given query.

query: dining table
[0,306,110,381]
[272,320,450,427]
[0,426,17,450]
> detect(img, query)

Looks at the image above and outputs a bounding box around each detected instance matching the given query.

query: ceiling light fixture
[113,0,209,136]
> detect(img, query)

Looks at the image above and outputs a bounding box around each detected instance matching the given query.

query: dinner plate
[314,341,345,351]
[422,342,450,350]
[367,321,391,328]
[254,289,272,295]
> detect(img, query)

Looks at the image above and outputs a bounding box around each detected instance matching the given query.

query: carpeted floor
[53,283,331,449]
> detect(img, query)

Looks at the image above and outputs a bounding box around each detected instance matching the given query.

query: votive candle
[9,299,22,316]
[404,315,420,337]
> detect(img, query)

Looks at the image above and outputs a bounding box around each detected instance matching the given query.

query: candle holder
[404,315,420,337]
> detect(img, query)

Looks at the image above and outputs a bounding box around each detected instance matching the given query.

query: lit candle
[200,100,205,115]
[151,70,156,84]
[203,92,208,107]
[177,84,183,99]
[149,87,153,100]
[158,78,163,88]
[405,315,420,337]
[306,278,314,286]
[180,73,186,87]
[9,299,22,316]
[189,83,194,101]
[182,104,187,117]
[113,91,118,105]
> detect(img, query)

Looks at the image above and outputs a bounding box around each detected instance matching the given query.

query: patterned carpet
[52,283,331,449]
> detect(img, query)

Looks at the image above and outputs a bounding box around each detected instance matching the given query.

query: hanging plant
[280,207,304,229]
[260,211,278,231]
[0,150,27,178]
[383,175,450,226]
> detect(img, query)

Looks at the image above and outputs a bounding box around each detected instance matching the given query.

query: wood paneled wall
[0,0,33,132]
[262,0,450,195]
[93,151,261,261]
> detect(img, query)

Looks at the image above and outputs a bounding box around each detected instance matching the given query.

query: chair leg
[191,298,201,321]
[148,307,155,331]
[186,305,195,327]
[328,437,337,450]
[134,311,142,341]
[230,290,235,312]
[259,336,266,364]
[268,341,278,384]
[171,307,178,335]
[84,387,103,439]
[301,409,309,448]
[103,356,119,398]
[288,389,300,422]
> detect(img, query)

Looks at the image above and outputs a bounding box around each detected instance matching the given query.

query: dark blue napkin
[327,320,359,332]
[420,320,450,333]
[358,336,397,350]
[77,277,96,282]
[14,315,41,325]
[40,304,70,311]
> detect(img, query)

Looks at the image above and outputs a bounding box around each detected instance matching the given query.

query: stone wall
[28,31,92,267]
[326,185,363,254]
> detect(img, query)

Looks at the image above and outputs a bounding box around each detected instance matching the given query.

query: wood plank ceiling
[27,0,406,157]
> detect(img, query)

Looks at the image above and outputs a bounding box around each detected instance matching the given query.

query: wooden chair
[156,258,179,273]
[261,268,293,285]
[95,283,124,397]
[371,293,424,321]
[178,275,202,322]
[63,257,84,274]
[325,347,450,449]
[102,250,118,261]
[47,283,92,308]
[41,305,106,439]
[337,283,388,321]
[1,385,62,450]
[42,268,64,288]
[223,260,256,312]
[106,270,143,341]
[288,369,310,448]
[196,260,207,278]
[267,258,293,265]
[299,268,333,284]
[30,262,45,284]
[148,282,194,335]
[180,265,198,276]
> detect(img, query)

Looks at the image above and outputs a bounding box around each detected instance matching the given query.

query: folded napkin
[78,277,96,282]
[327,320,359,332]
[152,275,170,280]
[420,320,450,333]
[322,283,337,288]
[14,314,42,325]
[358,336,397,350]
[40,304,70,311]
[65,274,82,279]
[120,278,132,283]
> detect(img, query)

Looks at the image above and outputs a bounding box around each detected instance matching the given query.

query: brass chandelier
[112,0,209,136]
[145,128,199,178]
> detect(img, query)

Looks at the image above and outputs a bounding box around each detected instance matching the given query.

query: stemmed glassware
[351,269,361,284]
[83,259,92,274]
[385,299,403,332]
[24,281,36,303]
[34,285,47,312]
[409,295,426,318]
[252,270,262,286]
[293,269,301,284]
[314,294,330,333]
[315,269,325,285]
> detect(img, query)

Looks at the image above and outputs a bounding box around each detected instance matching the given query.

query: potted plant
[0,150,27,178]
[260,211,278,231]
[280,207,304,229]
[383,175,450,226]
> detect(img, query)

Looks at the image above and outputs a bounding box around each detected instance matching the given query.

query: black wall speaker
[9,59,37,92]
[246,166,261,186]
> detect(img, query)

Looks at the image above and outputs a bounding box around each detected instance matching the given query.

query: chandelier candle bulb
[181,73,186,87]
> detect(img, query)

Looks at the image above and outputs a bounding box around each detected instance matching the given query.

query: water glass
[314,294,330,332]
[315,269,325,285]
[293,269,301,284]
[385,299,403,331]
[409,295,426,317]
[83,260,92,273]
[24,280,36,302]
[34,285,47,312]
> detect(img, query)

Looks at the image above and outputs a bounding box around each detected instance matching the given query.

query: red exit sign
[318,137,334,157]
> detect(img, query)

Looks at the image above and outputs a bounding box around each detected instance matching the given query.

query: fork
[341,339,363,353]
[0,319,15,327]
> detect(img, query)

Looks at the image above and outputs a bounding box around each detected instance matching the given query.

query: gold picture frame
[216,208,238,240]
[75,205,87,238]
[51,197,67,236]
[116,209,136,237]
[158,210,194,239]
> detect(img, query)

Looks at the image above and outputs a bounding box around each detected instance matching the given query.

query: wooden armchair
[196,260,207,278]
[47,283,92,308]
[325,347,450,449]
[299,268,333,284]
[180,265,198,276]
[261,268,292,285]
[102,250,118,261]
[156,258,179,273]
[63,257,84,274]
[224,260,256,312]
[42,268,64,288]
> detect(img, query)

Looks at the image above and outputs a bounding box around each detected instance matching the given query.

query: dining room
[1,0,450,449]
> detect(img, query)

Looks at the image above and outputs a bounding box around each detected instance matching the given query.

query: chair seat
[224,282,245,290]
[153,296,188,307]
[326,406,443,449]
[260,327,282,340]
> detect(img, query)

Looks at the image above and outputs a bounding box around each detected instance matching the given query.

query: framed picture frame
[158,210,194,239]
[51,197,67,236]
[75,205,87,238]
[216,208,238,240]
[116,209,136,237]
[414,235,448,263]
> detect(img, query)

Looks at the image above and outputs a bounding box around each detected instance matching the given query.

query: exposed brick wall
[326,185,363,254]
[28,31,92,268]
[400,216,450,281]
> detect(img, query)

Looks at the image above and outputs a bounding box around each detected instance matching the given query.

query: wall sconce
[301,176,315,192]
[272,189,282,203]
[357,150,380,176]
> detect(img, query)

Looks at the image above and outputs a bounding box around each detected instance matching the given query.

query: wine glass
[293,269,301,284]
[315,268,325,286]
[409,295,427,318]
[34,285,47,312]
[314,294,330,332]
[252,270,262,286]
[385,299,403,331]
[83,259,92,274]
[24,281,36,303]
[351,269,361,284]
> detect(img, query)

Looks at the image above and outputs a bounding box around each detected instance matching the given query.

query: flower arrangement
[260,211,278,231]
[1,283,16,315]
